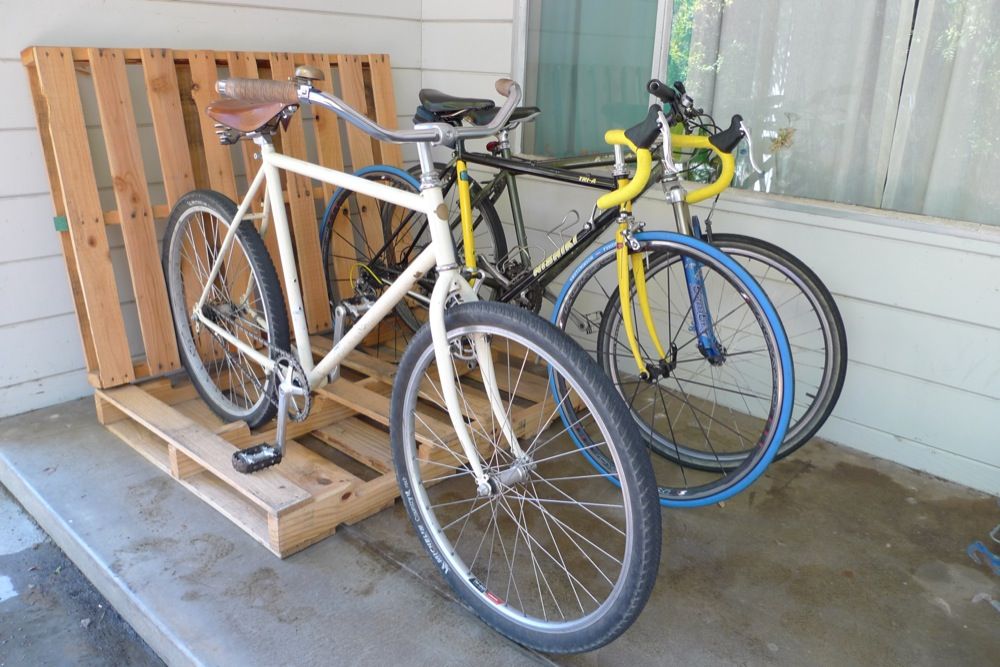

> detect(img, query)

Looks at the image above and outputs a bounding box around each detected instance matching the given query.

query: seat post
[415,142,440,190]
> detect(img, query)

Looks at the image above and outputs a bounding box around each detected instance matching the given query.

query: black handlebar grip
[708,114,746,154]
[646,79,677,103]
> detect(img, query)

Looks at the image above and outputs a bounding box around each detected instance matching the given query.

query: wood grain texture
[32,47,134,387]
[90,47,180,376]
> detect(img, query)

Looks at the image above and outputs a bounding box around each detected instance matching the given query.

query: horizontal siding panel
[1,2,420,65]
[0,255,76,327]
[0,368,92,419]
[832,362,1000,468]
[0,313,86,385]
[820,417,1000,496]
[179,0,422,20]
[0,61,37,129]
[422,1,514,21]
[0,194,62,264]
[0,130,51,198]
[422,22,513,74]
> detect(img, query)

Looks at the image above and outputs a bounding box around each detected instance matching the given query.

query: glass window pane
[668,0,914,208]
[524,0,659,157]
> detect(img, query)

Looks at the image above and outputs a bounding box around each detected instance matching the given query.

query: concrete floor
[0,396,998,666]
[0,487,163,666]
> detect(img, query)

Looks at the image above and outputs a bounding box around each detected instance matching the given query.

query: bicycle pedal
[232,443,282,473]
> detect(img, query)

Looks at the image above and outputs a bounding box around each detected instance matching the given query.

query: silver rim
[401,324,635,633]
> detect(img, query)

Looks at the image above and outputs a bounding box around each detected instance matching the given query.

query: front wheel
[553,232,794,507]
[391,302,661,654]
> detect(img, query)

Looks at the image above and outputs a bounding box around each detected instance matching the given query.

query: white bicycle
[161,68,661,653]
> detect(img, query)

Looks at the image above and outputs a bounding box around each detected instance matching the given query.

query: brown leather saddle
[206,99,293,134]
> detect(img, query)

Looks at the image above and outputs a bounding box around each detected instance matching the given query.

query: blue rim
[548,230,795,508]
[318,164,420,241]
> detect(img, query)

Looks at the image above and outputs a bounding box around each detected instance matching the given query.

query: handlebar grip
[495,78,515,97]
[216,78,300,105]
[672,81,687,95]
[646,79,677,103]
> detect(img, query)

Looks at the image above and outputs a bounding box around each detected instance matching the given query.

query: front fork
[423,153,524,495]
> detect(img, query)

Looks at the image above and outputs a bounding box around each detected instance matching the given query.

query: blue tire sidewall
[550,230,795,507]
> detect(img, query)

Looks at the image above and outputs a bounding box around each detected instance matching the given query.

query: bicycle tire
[319,165,507,333]
[707,233,847,460]
[391,301,660,653]
[162,190,289,429]
[552,231,793,506]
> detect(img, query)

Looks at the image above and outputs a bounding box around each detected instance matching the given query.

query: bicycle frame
[191,136,524,484]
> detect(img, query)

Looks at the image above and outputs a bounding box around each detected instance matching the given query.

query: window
[523,0,1000,227]
[523,0,659,157]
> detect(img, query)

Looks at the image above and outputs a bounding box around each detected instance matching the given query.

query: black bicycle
[319,80,847,494]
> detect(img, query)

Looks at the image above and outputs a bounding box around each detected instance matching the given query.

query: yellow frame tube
[616,224,647,377]
[455,159,477,271]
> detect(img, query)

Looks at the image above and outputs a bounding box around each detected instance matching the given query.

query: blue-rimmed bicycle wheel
[552,232,794,507]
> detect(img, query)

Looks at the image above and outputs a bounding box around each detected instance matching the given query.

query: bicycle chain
[199,304,311,422]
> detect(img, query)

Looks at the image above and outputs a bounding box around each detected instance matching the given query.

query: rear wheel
[391,302,660,653]
[162,190,289,429]
[707,234,847,459]
[319,165,507,356]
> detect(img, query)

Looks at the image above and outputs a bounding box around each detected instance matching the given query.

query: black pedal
[232,443,282,473]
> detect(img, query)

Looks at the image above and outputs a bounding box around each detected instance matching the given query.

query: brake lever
[739,119,765,175]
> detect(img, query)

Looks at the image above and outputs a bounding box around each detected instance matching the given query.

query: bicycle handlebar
[216,76,522,149]
[596,131,652,210]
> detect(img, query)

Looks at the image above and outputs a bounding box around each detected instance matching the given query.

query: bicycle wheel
[163,190,289,429]
[708,234,847,459]
[319,165,507,337]
[553,231,793,506]
[391,301,660,653]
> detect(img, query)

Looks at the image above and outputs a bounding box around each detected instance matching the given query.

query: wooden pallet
[22,45,403,388]
[92,337,558,557]
[21,45,422,556]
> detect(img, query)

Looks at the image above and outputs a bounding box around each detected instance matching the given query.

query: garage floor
[0,397,997,666]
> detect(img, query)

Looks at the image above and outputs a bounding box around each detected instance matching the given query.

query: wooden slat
[302,53,343,202]
[318,379,455,446]
[98,385,310,512]
[90,47,180,376]
[335,54,386,291]
[268,52,331,331]
[367,54,403,168]
[313,418,393,474]
[188,50,238,200]
[32,47,134,387]
[141,48,197,206]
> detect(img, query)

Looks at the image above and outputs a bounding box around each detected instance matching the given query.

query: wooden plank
[169,446,203,478]
[334,54,386,298]
[274,439,358,499]
[313,417,393,474]
[90,47,181,376]
[318,379,455,446]
[269,52,332,332]
[32,47,134,387]
[97,385,310,513]
[106,419,172,474]
[188,50,238,200]
[301,53,343,202]
[141,48,197,206]
[366,54,403,168]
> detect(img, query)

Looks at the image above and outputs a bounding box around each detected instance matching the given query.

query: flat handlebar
[216,76,522,149]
